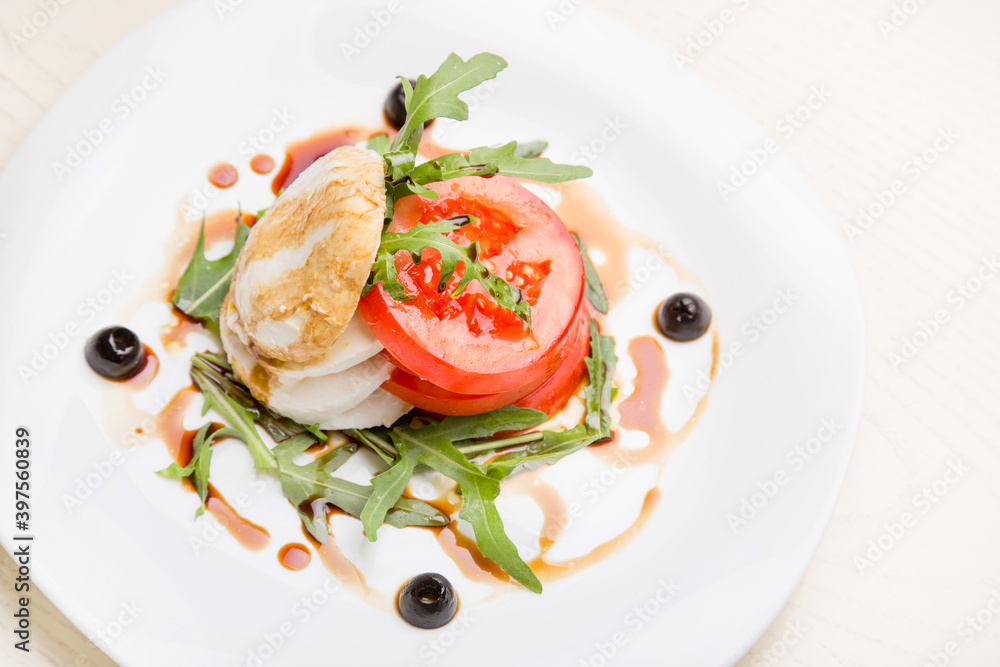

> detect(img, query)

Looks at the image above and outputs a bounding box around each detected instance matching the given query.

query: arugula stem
[197,351,232,371]
[348,429,398,464]
[456,432,544,456]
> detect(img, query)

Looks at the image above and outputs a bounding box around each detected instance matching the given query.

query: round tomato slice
[359,175,585,395]
[382,309,590,417]
[381,363,545,416]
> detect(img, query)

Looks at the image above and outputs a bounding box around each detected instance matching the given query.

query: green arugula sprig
[573,233,609,314]
[389,53,508,154]
[363,216,531,326]
[369,53,592,327]
[156,423,238,517]
[355,318,617,592]
[192,352,326,445]
[361,406,548,592]
[172,218,250,330]
[273,434,448,543]
[387,142,592,205]
[158,353,448,543]
[359,406,547,543]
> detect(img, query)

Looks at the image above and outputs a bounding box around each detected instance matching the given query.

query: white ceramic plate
[0,1,865,665]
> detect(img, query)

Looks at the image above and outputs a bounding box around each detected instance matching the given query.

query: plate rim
[0,2,868,665]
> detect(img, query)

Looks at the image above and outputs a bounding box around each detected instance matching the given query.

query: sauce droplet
[618,336,669,439]
[208,162,238,189]
[122,345,158,388]
[205,484,270,551]
[250,154,275,174]
[278,543,312,571]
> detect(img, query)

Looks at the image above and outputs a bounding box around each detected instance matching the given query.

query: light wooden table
[2,1,999,665]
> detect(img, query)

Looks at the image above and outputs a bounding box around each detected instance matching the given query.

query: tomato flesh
[359,176,584,395]
[382,309,590,417]
[515,311,591,415]
[381,362,545,416]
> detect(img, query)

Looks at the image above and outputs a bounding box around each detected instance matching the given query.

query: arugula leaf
[363,218,531,327]
[188,354,444,542]
[272,435,448,543]
[375,55,592,319]
[485,425,595,480]
[384,150,417,183]
[360,406,546,542]
[361,453,417,542]
[156,424,240,516]
[456,472,541,591]
[359,408,546,591]
[191,360,278,471]
[390,53,508,153]
[193,352,326,444]
[397,142,591,198]
[514,141,548,159]
[583,318,617,439]
[572,233,609,313]
[484,319,617,478]
[172,218,250,329]
[367,133,390,156]
[344,428,396,465]
[414,406,548,442]
[389,425,543,592]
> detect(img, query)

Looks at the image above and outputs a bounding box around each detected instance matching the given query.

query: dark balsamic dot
[85,326,146,380]
[397,573,458,629]
[656,293,711,342]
